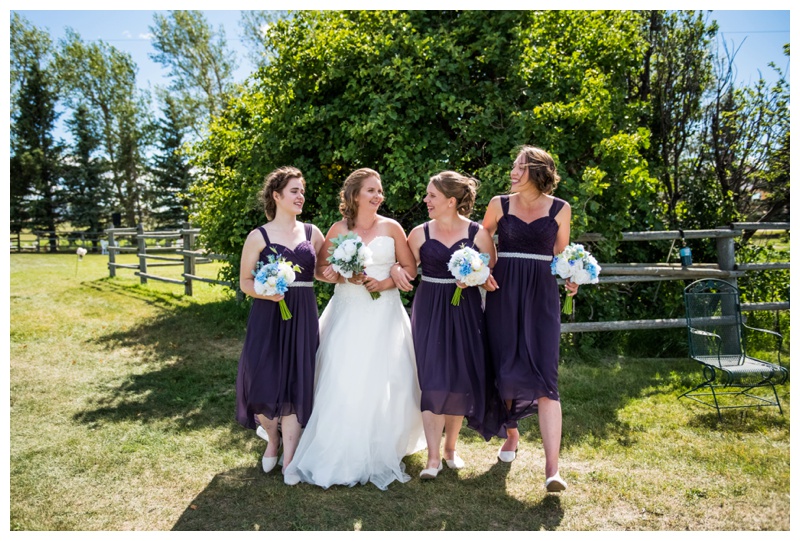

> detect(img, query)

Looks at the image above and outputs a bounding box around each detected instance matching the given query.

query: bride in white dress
[283,168,426,490]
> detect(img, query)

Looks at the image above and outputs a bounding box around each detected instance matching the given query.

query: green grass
[9,253,790,530]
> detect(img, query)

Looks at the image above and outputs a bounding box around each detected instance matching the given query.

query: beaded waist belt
[420,276,457,284]
[497,252,553,261]
[288,281,314,287]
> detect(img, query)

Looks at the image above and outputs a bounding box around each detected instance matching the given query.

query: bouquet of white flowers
[75,247,88,276]
[253,249,302,320]
[447,245,491,306]
[550,243,601,315]
[327,232,379,299]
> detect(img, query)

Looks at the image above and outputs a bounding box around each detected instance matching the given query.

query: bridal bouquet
[327,232,379,299]
[253,249,302,320]
[447,245,491,306]
[550,243,601,315]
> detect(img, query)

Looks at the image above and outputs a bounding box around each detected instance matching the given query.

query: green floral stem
[451,288,463,307]
[279,299,293,320]
[562,295,573,315]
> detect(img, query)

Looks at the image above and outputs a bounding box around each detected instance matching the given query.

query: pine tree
[10,61,63,250]
[148,95,193,228]
[62,104,111,250]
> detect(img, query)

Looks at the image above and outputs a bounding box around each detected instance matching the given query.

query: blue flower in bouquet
[252,248,302,320]
[446,245,491,306]
[551,243,601,315]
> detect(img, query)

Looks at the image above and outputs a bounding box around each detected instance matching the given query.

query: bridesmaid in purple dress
[401,171,499,479]
[482,146,578,493]
[235,166,325,476]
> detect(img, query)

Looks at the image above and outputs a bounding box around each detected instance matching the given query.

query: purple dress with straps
[484,195,565,427]
[411,221,506,440]
[235,224,318,429]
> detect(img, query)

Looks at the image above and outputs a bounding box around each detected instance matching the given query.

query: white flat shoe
[284,471,301,486]
[262,455,279,473]
[419,462,443,479]
[444,453,465,470]
[545,472,567,492]
[256,425,269,442]
[497,444,517,463]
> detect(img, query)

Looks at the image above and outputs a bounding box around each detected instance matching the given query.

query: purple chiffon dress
[411,221,505,440]
[484,195,565,428]
[235,224,318,429]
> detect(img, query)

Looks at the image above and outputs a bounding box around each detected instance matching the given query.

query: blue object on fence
[679,246,693,267]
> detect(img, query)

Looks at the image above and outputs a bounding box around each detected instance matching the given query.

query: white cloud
[139,33,154,41]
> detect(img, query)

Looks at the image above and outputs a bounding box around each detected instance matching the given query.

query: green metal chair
[680,279,788,420]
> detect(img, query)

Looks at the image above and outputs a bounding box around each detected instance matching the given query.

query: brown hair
[259,166,305,220]
[516,145,561,194]
[339,168,381,229]
[430,171,479,217]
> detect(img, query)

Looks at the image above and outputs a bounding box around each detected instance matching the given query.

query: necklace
[354,216,377,235]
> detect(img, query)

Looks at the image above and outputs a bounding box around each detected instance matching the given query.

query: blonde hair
[430,171,479,217]
[258,166,305,220]
[516,145,560,194]
[339,168,381,229]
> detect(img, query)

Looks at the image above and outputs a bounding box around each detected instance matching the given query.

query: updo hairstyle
[516,145,561,194]
[258,166,305,220]
[430,170,479,217]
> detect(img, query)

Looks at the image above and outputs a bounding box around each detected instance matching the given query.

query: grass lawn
[8,252,790,530]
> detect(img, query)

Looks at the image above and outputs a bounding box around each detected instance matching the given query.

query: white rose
[279,265,296,283]
[554,257,572,278]
[572,268,591,285]
[463,265,490,286]
[470,257,484,271]
[333,246,347,261]
[342,240,357,258]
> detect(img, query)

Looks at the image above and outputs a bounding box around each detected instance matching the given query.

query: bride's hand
[347,272,367,285]
[322,264,342,283]
[363,275,384,294]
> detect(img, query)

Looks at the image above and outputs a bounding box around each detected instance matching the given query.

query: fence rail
[101,222,788,328]
[563,221,789,333]
[106,223,230,295]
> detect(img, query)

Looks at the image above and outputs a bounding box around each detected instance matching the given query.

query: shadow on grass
[73,279,250,432]
[172,461,564,531]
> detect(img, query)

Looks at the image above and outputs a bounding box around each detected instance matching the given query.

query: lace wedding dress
[283,236,426,490]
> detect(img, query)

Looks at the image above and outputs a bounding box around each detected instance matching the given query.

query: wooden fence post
[716,225,737,288]
[108,228,116,277]
[182,222,195,296]
[137,223,147,284]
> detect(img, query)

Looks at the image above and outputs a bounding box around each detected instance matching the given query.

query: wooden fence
[104,221,789,331]
[561,222,790,333]
[10,230,106,253]
[106,224,231,295]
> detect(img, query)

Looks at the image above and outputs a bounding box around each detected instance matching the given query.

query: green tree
[642,10,717,228]
[9,14,62,251]
[56,28,152,227]
[190,10,656,287]
[238,10,290,68]
[10,14,63,249]
[149,10,237,138]
[148,94,193,228]
[62,103,111,247]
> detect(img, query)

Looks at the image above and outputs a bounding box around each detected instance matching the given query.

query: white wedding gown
[284,236,427,490]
